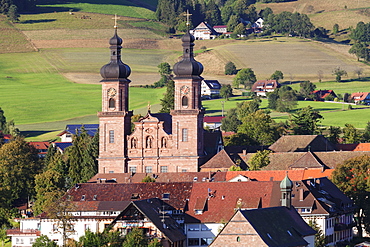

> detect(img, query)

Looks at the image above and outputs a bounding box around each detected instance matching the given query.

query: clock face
[180,85,190,95]
[107,88,116,98]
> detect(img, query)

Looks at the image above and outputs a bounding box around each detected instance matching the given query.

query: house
[111,198,187,246]
[57,124,99,142]
[212,25,227,34]
[28,142,50,158]
[252,17,264,29]
[201,80,221,99]
[251,80,279,97]
[7,218,40,247]
[269,177,355,246]
[210,207,315,247]
[311,90,337,101]
[350,92,370,104]
[190,22,219,40]
[203,116,224,130]
[268,135,337,153]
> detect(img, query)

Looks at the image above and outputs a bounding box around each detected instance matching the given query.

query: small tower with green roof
[280,173,293,208]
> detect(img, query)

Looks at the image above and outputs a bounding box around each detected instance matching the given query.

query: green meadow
[202,97,370,129]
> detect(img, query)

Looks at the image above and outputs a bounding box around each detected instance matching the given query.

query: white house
[190,22,219,40]
[201,80,221,99]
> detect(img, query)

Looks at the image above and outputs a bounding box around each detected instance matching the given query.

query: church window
[145,166,152,173]
[109,98,115,109]
[160,166,168,173]
[182,96,188,107]
[109,130,114,143]
[131,138,137,148]
[161,137,167,148]
[182,128,188,142]
[146,136,153,148]
[129,166,137,174]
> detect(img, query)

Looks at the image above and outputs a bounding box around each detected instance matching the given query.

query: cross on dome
[112,14,120,29]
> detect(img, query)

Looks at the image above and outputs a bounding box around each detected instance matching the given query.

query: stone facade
[98,30,206,173]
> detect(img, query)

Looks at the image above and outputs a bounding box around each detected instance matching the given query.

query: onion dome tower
[280,174,293,208]
[98,18,133,174]
[170,15,206,170]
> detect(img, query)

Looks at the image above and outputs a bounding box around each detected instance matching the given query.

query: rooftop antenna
[184,9,192,31]
[112,14,120,29]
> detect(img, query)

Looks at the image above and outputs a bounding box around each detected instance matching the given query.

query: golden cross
[147,101,151,112]
[112,14,120,29]
[184,9,192,27]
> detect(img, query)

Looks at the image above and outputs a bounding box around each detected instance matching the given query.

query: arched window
[131,138,137,148]
[109,98,115,109]
[182,96,188,107]
[161,137,167,148]
[146,136,153,148]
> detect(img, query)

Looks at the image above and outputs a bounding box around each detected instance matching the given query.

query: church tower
[171,30,205,169]
[98,26,132,173]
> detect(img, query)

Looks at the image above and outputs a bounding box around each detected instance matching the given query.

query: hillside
[257,0,370,30]
[0,0,369,141]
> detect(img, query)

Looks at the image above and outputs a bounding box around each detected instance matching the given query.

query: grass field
[203,97,370,129]
[34,0,155,20]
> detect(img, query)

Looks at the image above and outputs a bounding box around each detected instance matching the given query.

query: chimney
[299,188,304,201]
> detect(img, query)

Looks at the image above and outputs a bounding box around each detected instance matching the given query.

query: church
[97,26,214,174]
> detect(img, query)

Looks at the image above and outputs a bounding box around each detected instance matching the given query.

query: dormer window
[162,193,170,200]
[81,195,85,201]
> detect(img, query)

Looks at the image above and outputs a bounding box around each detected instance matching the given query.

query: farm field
[256,0,370,30]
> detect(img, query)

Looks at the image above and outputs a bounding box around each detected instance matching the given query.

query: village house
[201,80,221,99]
[311,90,337,101]
[57,124,99,142]
[350,92,370,104]
[203,116,224,130]
[190,22,219,40]
[251,80,280,97]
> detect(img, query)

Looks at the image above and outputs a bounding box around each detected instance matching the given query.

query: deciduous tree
[332,67,347,82]
[0,137,41,206]
[232,68,256,89]
[332,155,370,237]
[123,228,148,247]
[238,110,278,145]
[221,108,241,132]
[270,70,284,82]
[248,150,271,170]
[224,61,237,75]
[32,235,58,247]
[220,84,233,100]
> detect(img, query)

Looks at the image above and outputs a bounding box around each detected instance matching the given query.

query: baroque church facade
[98,27,207,174]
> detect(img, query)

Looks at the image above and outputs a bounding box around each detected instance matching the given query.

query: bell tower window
[109,98,115,109]
[182,96,188,107]
[109,130,114,143]
[182,128,188,142]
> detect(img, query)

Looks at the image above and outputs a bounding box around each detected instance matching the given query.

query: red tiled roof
[353,143,370,151]
[7,229,40,236]
[187,182,274,223]
[203,116,224,123]
[200,149,235,170]
[28,142,49,150]
[65,182,193,209]
[350,92,369,101]
[311,90,336,100]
